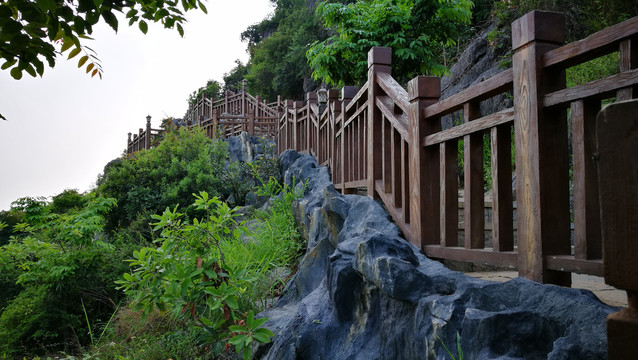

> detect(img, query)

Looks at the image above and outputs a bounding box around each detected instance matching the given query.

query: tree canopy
[0,0,207,80]
[306,0,473,86]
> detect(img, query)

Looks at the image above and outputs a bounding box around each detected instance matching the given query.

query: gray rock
[256,150,616,360]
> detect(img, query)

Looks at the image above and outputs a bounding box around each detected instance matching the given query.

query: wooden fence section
[277,10,638,286]
[127,87,281,154]
[127,116,164,154]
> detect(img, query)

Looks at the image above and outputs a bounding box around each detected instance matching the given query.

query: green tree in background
[242,0,327,100]
[223,59,249,92]
[188,79,223,104]
[307,0,473,86]
[0,0,208,80]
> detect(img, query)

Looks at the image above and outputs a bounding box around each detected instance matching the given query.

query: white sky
[0,0,274,211]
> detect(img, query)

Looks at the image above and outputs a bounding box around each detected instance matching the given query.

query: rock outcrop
[256,150,616,360]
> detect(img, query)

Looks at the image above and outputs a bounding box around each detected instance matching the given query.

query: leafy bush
[0,195,131,357]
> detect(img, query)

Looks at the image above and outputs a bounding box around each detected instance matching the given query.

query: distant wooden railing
[277,10,638,287]
[126,86,281,154]
[127,116,165,154]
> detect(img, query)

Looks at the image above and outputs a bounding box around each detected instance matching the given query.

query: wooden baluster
[440,140,458,247]
[491,125,514,251]
[367,47,392,199]
[597,99,638,359]
[127,132,132,154]
[618,36,638,101]
[307,92,317,155]
[341,86,357,193]
[512,11,570,285]
[248,111,255,136]
[408,76,441,248]
[463,102,484,249]
[572,100,602,259]
[329,90,341,186]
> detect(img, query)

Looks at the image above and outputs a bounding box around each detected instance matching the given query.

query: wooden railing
[126,88,281,154]
[277,10,638,286]
[126,116,165,154]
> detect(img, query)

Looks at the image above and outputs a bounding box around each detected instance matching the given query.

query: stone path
[465,271,627,308]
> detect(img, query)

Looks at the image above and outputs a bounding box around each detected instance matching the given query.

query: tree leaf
[67,47,82,60]
[176,23,184,37]
[86,63,94,73]
[1,59,17,70]
[102,11,118,32]
[91,68,99,78]
[78,55,89,67]
[198,0,207,14]
[60,39,74,52]
[10,67,22,80]
[139,20,148,34]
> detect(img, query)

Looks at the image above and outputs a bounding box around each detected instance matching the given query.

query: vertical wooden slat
[367,47,392,199]
[392,129,402,207]
[440,140,458,247]
[572,99,602,259]
[618,37,638,101]
[463,102,485,249]
[491,125,514,251]
[408,75,441,248]
[402,140,410,223]
[383,116,392,193]
[353,116,360,182]
[341,87,356,193]
[512,10,571,286]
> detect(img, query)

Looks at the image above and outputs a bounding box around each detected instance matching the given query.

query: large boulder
[255,150,616,360]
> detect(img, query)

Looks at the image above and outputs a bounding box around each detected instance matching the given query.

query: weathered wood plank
[368,47,392,200]
[376,96,409,140]
[597,99,638,291]
[545,256,603,276]
[544,68,638,108]
[424,246,518,268]
[424,108,514,147]
[375,179,411,239]
[423,69,514,119]
[618,37,638,101]
[383,117,392,193]
[377,72,410,113]
[571,100,602,260]
[543,16,638,69]
[440,141,458,247]
[491,124,514,252]
[464,102,485,249]
[392,129,402,207]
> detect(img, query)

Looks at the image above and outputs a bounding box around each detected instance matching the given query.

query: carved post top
[511,10,565,50]
[408,76,440,102]
[368,47,392,68]
[146,115,151,124]
[242,79,247,92]
[341,86,358,101]
[128,132,132,141]
[139,128,143,134]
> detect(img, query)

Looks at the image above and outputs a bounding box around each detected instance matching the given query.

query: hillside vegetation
[0,128,304,359]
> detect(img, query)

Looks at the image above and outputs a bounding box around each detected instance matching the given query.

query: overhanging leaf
[78,55,89,67]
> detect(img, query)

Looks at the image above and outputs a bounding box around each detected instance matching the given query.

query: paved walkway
[465,271,627,308]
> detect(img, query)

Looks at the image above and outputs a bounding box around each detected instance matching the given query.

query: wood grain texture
[571,100,602,260]
[440,141,458,247]
[376,96,409,140]
[424,108,514,146]
[377,72,410,113]
[597,99,638,291]
[463,102,485,249]
[491,125,514,252]
[423,69,514,119]
[543,16,638,69]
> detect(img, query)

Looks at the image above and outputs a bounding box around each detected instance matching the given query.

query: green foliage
[243,0,325,100]
[566,52,620,88]
[0,0,207,80]
[50,189,88,214]
[188,79,223,104]
[223,59,249,93]
[0,194,132,357]
[116,192,282,359]
[307,0,473,86]
[97,127,229,235]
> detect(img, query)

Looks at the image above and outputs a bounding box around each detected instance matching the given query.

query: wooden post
[145,115,152,150]
[408,76,441,248]
[463,102,484,249]
[248,111,255,136]
[367,47,392,200]
[341,86,357,193]
[597,99,638,359]
[307,92,318,155]
[329,89,340,186]
[212,109,219,140]
[512,11,571,285]
[127,132,132,154]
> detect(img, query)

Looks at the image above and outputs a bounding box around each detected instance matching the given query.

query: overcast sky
[0,0,274,211]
